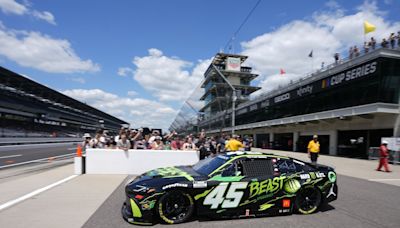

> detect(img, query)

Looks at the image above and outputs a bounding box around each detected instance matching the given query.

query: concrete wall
[85,149,199,175]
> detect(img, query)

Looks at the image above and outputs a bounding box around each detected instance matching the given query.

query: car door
[199,157,282,217]
[238,157,287,216]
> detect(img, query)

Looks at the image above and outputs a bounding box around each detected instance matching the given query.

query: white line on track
[67,147,77,150]
[0,175,78,211]
[0,154,22,159]
[0,153,76,169]
[368,179,400,181]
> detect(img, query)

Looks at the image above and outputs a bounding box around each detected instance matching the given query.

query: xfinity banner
[272,60,378,104]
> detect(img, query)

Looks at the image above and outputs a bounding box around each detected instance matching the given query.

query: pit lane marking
[0,154,22,159]
[0,175,78,211]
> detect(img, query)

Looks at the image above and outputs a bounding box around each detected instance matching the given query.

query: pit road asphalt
[0,143,76,167]
[83,174,400,228]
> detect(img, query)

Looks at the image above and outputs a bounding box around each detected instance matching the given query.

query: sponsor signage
[250,104,258,111]
[270,60,378,105]
[261,100,270,107]
[226,57,241,72]
[237,108,248,115]
[274,93,290,104]
[321,61,377,89]
[297,85,313,96]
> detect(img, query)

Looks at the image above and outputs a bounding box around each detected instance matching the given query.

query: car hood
[126,166,204,189]
[144,166,200,180]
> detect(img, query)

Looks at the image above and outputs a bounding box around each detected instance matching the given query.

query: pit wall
[85,149,199,175]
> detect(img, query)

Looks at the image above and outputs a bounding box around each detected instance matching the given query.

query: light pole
[212,64,236,135]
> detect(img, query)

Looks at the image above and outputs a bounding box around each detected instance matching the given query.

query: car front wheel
[157,190,194,224]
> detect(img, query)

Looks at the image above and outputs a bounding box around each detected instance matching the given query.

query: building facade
[199,48,400,158]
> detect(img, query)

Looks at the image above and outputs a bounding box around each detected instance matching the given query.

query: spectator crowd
[81,128,253,159]
[333,31,400,64]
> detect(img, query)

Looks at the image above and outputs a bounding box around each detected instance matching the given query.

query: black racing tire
[156,190,194,224]
[295,186,322,215]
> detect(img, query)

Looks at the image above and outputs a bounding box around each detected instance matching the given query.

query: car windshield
[192,155,228,176]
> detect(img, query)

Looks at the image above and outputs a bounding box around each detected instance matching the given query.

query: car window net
[242,159,273,176]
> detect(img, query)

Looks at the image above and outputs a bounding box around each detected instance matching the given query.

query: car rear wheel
[157,190,194,224]
[295,186,322,214]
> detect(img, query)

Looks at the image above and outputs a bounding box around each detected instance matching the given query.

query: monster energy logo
[283,179,301,194]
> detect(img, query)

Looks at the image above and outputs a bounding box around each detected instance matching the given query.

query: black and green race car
[122,151,338,225]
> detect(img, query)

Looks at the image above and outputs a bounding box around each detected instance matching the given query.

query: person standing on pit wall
[225,135,244,152]
[376,140,391,172]
[307,135,320,165]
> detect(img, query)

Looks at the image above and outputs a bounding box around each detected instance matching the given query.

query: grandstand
[0,66,128,137]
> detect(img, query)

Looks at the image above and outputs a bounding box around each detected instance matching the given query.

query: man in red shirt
[171,136,182,150]
[376,141,391,172]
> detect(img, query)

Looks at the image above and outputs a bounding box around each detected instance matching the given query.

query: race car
[122,151,338,225]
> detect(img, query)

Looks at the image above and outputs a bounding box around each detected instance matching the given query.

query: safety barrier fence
[368,147,400,165]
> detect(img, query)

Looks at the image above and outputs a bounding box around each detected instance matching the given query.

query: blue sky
[0,0,399,130]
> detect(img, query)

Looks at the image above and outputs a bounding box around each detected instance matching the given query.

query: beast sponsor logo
[248,176,286,198]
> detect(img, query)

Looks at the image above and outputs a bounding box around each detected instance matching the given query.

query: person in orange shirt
[225,135,244,152]
[307,135,320,165]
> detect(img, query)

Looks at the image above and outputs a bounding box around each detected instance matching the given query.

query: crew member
[307,135,320,165]
[376,141,391,172]
[225,135,244,152]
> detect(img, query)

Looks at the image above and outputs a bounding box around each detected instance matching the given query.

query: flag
[308,50,313,58]
[280,68,286,75]
[364,21,376,34]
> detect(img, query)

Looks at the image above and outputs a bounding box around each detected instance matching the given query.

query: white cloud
[69,77,86,84]
[32,10,56,25]
[117,67,134,77]
[0,0,56,25]
[325,0,340,10]
[0,23,100,73]
[0,0,26,15]
[132,48,210,101]
[241,0,400,95]
[63,89,177,130]
[127,90,137,96]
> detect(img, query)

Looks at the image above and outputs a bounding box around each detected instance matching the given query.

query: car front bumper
[121,197,155,226]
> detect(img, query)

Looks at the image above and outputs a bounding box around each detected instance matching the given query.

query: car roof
[222,151,290,159]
